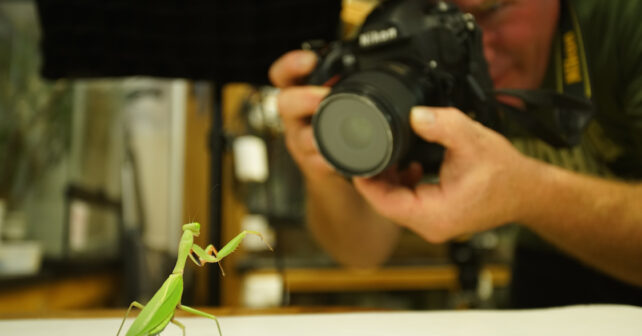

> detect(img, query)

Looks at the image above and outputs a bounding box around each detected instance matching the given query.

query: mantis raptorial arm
[188,250,202,266]
[192,230,273,264]
[191,244,225,275]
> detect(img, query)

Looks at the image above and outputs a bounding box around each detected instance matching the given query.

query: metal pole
[208,84,224,305]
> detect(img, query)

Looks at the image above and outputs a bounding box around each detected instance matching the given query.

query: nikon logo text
[359,27,398,48]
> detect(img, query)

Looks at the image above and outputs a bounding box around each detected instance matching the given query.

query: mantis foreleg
[178,304,222,336]
[192,244,226,275]
[192,230,273,264]
[116,301,145,336]
[188,249,202,266]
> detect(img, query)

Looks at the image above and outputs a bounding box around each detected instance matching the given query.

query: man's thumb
[410,106,476,150]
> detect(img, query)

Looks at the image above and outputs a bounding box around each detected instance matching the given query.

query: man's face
[452,0,559,90]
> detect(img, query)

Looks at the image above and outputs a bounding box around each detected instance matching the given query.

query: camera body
[307,0,500,177]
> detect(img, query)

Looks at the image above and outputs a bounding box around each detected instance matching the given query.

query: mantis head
[182,222,201,237]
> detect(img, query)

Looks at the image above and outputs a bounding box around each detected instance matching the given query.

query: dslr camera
[305,0,592,177]
[306,0,498,177]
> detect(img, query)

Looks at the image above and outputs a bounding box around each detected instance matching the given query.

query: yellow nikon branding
[563,31,581,84]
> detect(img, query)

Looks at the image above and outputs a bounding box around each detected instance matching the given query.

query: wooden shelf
[0,271,120,315]
[244,264,510,293]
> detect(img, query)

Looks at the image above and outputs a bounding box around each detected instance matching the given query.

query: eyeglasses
[464,0,519,27]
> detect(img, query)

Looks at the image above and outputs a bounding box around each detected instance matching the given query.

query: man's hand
[269,50,333,180]
[269,50,402,267]
[354,106,535,243]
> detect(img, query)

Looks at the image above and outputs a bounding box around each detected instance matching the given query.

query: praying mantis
[116,222,272,336]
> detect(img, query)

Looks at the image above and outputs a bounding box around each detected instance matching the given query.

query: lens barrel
[313,69,422,177]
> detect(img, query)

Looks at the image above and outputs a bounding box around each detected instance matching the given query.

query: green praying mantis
[116,222,273,336]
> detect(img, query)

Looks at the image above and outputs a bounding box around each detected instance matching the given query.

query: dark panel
[36,0,342,83]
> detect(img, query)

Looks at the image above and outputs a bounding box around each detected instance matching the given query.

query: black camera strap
[493,0,594,147]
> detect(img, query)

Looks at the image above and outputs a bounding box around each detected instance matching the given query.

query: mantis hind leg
[116,301,145,336]
[178,304,222,336]
[170,318,186,336]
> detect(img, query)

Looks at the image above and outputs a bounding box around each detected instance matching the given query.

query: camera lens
[313,69,420,177]
[314,93,394,176]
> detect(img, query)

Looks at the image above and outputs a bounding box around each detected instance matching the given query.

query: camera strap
[493,0,594,147]
[555,0,591,102]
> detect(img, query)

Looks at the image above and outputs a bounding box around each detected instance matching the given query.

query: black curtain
[36,0,342,83]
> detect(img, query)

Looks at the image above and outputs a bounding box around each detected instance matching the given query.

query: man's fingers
[269,50,318,88]
[399,162,423,187]
[277,86,330,120]
[355,175,451,242]
[410,106,483,151]
[297,127,318,155]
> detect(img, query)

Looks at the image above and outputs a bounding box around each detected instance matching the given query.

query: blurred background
[0,0,516,315]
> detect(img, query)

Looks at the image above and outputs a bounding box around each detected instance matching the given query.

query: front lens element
[340,114,374,149]
[314,93,393,176]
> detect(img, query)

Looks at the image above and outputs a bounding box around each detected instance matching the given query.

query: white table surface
[2,304,641,336]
